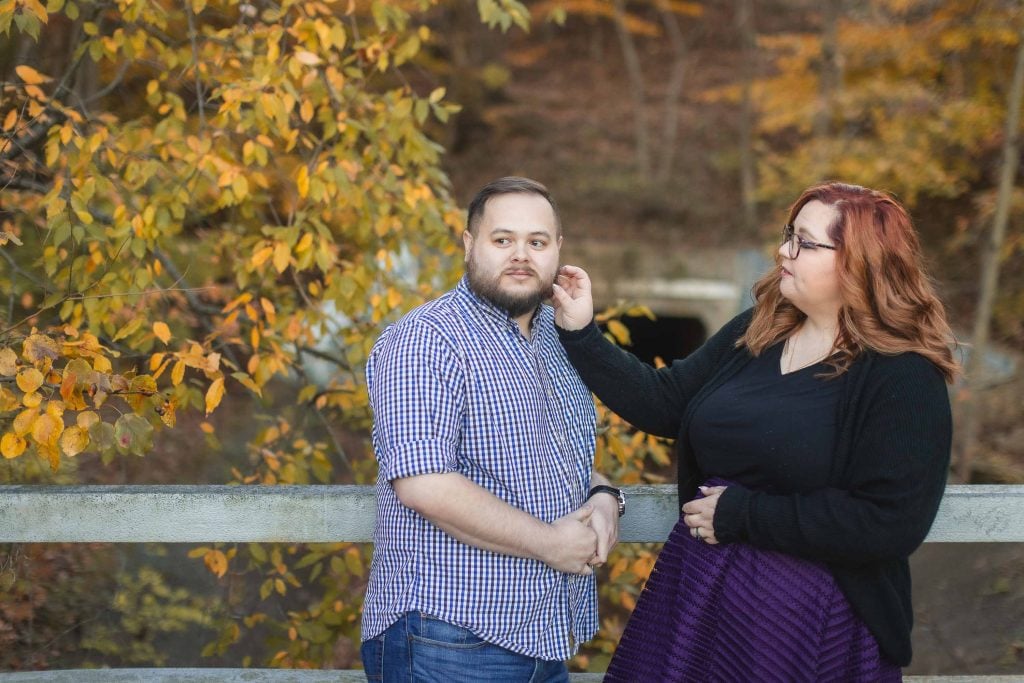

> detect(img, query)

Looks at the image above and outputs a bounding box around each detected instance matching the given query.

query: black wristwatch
[587,485,625,517]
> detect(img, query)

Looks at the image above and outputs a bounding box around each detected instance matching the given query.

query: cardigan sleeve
[713,353,952,566]
[557,310,753,439]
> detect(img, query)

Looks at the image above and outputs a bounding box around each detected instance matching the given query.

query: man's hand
[586,493,620,567]
[542,505,599,575]
[551,265,594,331]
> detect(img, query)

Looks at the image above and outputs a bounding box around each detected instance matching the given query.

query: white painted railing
[1,484,1022,681]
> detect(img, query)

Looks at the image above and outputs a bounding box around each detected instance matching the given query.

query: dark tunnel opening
[606,314,707,366]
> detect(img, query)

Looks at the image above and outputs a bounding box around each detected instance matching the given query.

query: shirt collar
[455,276,547,337]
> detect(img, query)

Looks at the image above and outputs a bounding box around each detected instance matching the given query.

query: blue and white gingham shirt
[361,277,598,660]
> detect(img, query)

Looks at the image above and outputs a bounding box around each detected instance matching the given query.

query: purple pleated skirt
[604,485,902,683]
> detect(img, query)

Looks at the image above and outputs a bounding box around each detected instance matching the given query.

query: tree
[955,30,1024,482]
[0,0,534,667]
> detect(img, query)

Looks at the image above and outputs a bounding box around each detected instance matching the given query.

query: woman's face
[778,199,842,320]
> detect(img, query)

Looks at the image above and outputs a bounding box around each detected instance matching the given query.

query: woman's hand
[551,265,595,331]
[681,485,727,545]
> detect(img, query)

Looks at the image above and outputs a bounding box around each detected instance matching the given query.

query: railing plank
[0,670,1019,682]
[0,484,1023,544]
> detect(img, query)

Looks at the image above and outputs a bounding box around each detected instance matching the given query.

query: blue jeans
[360,611,570,683]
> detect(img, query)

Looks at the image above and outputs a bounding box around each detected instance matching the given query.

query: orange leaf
[204,549,228,578]
[1,433,27,459]
[15,65,50,86]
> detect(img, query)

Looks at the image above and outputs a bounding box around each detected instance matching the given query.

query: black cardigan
[557,310,952,666]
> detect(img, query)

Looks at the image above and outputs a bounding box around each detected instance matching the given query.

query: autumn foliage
[4,0,1023,673]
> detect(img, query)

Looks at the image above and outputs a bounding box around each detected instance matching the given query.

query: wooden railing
[2,484,1023,682]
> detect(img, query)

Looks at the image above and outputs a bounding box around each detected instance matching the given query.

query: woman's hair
[740,182,960,382]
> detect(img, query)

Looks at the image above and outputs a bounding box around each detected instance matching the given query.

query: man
[360,177,625,682]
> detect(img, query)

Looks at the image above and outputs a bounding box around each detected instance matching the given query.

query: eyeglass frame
[782,223,837,259]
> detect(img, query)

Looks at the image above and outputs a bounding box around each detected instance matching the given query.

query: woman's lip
[780,267,792,277]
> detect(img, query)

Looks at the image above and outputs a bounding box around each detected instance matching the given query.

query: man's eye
[530,240,546,248]
[495,238,510,245]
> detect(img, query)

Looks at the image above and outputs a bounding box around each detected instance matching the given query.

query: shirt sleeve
[366,321,465,482]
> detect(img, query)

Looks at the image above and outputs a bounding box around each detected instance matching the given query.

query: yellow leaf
[15,65,50,86]
[112,317,143,342]
[31,413,61,447]
[60,426,89,457]
[205,377,225,415]
[295,232,313,253]
[171,359,186,386]
[272,241,290,274]
[2,110,17,131]
[23,334,59,363]
[251,246,274,268]
[153,322,172,344]
[16,368,44,393]
[259,298,276,323]
[1,433,27,459]
[296,165,309,199]
[22,391,42,408]
[149,353,165,372]
[76,411,100,429]
[45,400,63,418]
[606,319,632,345]
[294,50,321,66]
[93,356,112,373]
[158,399,176,427]
[0,388,18,411]
[13,408,38,436]
[127,375,157,413]
[0,348,17,375]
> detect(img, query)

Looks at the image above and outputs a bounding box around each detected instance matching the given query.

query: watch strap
[586,485,625,517]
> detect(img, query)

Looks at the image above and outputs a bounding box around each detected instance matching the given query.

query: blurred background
[1,0,1022,676]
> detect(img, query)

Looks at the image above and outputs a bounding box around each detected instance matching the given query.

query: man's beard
[466,258,556,318]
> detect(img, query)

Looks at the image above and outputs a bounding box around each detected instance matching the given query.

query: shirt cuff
[555,319,602,345]
[380,440,459,481]
[713,484,752,544]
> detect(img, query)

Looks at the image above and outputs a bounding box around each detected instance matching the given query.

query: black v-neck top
[557,310,953,666]
[689,341,845,493]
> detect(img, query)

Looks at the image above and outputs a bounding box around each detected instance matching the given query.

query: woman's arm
[712,354,952,565]
[557,318,747,437]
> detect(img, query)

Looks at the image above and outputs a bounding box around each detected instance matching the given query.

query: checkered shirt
[361,277,598,660]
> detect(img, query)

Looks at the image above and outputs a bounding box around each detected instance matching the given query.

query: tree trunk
[736,0,757,233]
[955,35,1024,482]
[612,0,651,181]
[654,4,687,187]
[813,0,840,180]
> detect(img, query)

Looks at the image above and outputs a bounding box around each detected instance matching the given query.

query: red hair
[740,182,960,382]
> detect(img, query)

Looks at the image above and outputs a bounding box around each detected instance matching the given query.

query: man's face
[463,192,562,319]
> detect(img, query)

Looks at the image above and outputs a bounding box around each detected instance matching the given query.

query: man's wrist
[586,485,625,517]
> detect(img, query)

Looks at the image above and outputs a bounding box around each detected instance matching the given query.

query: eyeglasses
[782,224,837,259]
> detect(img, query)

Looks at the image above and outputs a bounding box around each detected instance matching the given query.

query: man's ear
[462,229,473,262]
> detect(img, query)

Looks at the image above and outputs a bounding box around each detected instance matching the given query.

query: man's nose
[511,241,528,261]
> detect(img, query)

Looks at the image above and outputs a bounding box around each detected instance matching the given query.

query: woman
[551,182,958,681]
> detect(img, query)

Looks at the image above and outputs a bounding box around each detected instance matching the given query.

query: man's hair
[466,176,561,236]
